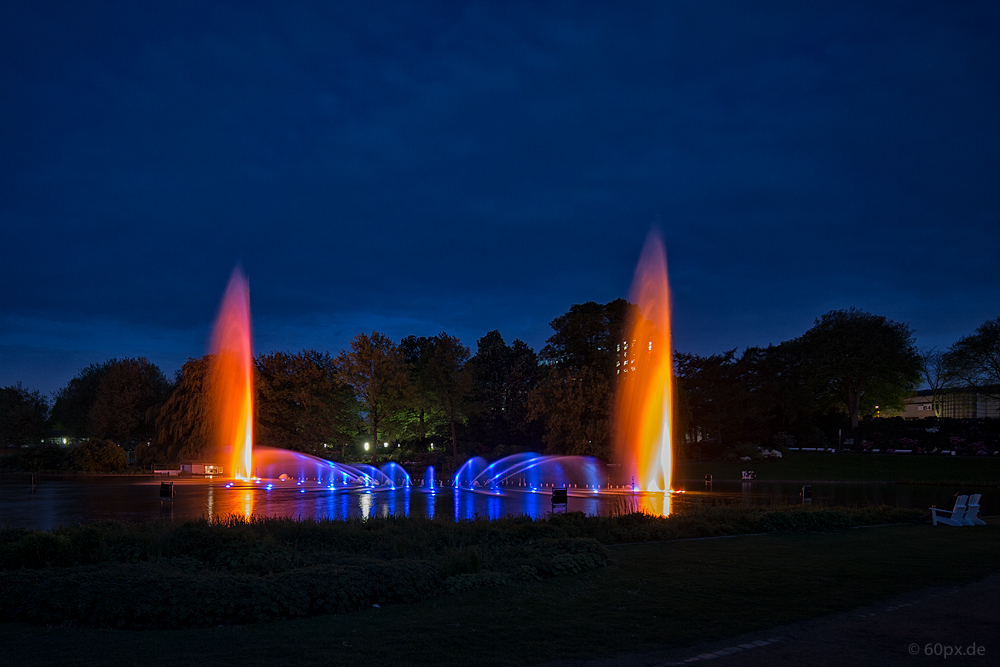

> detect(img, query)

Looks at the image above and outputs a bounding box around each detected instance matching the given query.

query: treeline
[1,306,998,467]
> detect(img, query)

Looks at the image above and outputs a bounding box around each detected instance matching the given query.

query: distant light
[384,442,389,448]
[62,438,67,444]
[364,442,370,451]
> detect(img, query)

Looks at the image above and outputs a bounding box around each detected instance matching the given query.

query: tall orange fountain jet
[613,229,674,512]
[210,267,254,480]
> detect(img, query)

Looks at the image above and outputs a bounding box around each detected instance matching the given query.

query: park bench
[930,495,968,526]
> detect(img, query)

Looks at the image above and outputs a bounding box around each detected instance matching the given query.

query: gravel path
[540,572,999,667]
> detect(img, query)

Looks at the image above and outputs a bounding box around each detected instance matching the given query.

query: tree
[66,439,128,472]
[540,298,638,379]
[336,332,409,462]
[0,383,48,446]
[255,350,358,453]
[920,348,955,417]
[467,331,541,449]
[424,333,473,457]
[797,308,922,430]
[146,357,214,464]
[944,317,1000,400]
[398,335,445,444]
[88,357,170,448]
[527,366,611,458]
[50,362,111,436]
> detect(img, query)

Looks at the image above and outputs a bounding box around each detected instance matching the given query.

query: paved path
[541,572,999,667]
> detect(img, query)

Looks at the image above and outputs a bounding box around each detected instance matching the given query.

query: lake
[0,474,994,530]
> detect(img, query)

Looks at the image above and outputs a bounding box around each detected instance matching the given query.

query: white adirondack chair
[931,495,968,526]
[964,494,986,526]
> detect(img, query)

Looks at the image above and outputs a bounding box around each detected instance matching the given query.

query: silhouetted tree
[943,317,1000,400]
[920,348,956,417]
[50,362,111,436]
[468,331,541,448]
[527,366,611,458]
[540,298,638,379]
[0,382,48,446]
[88,358,170,448]
[797,308,921,430]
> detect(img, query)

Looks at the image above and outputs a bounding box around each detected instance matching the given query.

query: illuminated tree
[336,332,409,462]
[424,333,473,457]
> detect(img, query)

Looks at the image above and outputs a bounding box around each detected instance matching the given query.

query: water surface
[0,475,993,530]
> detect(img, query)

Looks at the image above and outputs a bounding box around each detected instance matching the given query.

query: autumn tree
[336,332,409,462]
[797,308,921,430]
[255,350,358,453]
[0,383,48,446]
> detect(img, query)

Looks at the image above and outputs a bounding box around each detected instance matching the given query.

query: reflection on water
[0,475,996,530]
[360,491,372,520]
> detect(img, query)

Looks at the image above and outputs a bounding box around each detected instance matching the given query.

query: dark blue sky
[2,1,998,396]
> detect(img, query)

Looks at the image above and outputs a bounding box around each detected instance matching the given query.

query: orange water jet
[613,229,674,513]
[209,267,254,481]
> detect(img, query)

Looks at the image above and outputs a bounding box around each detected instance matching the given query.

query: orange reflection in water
[613,229,674,513]
[209,268,254,480]
[242,489,254,520]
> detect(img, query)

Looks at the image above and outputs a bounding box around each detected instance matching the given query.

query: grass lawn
[678,451,1000,485]
[3,519,997,667]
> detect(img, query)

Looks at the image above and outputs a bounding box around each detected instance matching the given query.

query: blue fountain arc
[464,453,603,491]
[463,452,538,488]
[251,446,400,489]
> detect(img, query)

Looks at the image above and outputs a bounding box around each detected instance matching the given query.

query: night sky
[2,1,998,396]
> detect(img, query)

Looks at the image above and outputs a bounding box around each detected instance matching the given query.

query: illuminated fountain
[206,228,677,518]
[454,454,604,492]
[209,268,254,481]
[208,267,403,491]
[446,230,677,514]
[613,229,674,494]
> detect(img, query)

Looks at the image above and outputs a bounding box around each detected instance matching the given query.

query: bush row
[0,506,919,628]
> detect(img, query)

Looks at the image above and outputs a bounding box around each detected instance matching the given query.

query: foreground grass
[679,451,1000,485]
[2,519,997,667]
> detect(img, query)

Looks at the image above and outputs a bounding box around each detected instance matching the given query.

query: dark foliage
[0,506,918,629]
[0,383,48,446]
